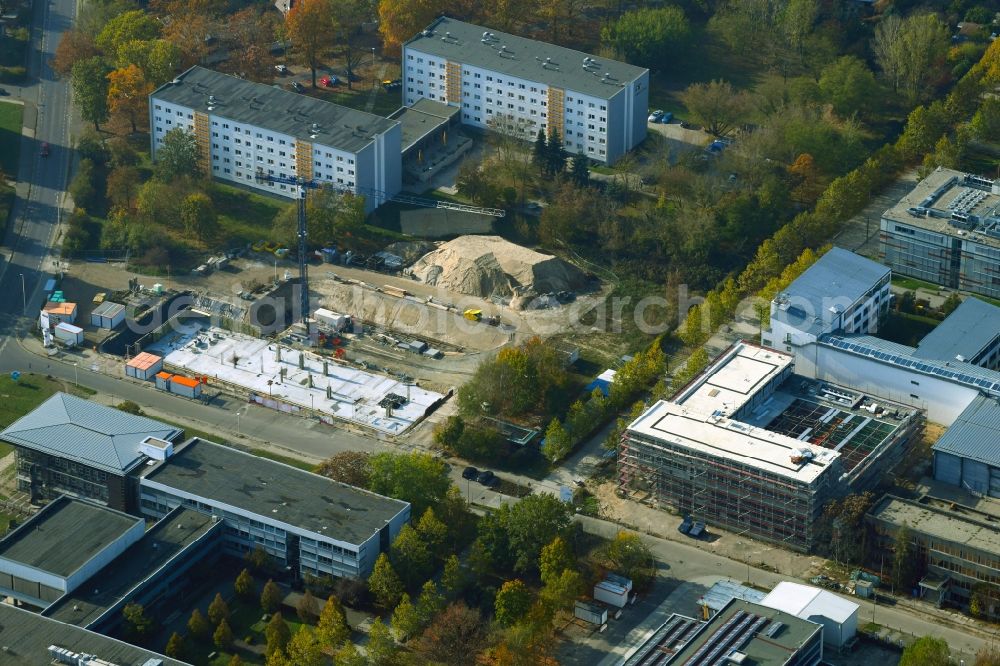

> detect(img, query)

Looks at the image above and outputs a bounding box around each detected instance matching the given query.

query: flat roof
[869,494,1000,556]
[43,302,77,315]
[760,581,858,624]
[0,604,186,666]
[0,393,183,474]
[627,401,840,483]
[0,497,141,578]
[915,297,1000,363]
[673,342,793,417]
[171,375,200,388]
[151,66,399,154]
[771,247,890,337]
[699,578,766,612]
[403,16,647,99]
[883,167,1000,249]
[620,613,704,666]
[91,301,126,318]
[932,394,1000,468]
[45,508,219,627]
[389,98,460,153]
[668,599,822,665]
[126,352,163,370]
[142,439,409,544]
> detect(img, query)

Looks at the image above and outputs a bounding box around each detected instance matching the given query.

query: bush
[0,67,26,83]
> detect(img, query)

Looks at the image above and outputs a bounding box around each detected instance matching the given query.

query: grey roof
[45,508,220,627]
[0,497,141,578]
[0,393,183,474]
[869,494,1000,556]
[90,300,126,318]
[0,603,188,666]
[403,16,647,99]
[771,247,890,337]
[699,578,767,612]
[932,394,1000,468]
[150,66,399,154]
[142,439,409,544]
[915,297,1000,363]
[389,98,460,153]
[823,334,1000,396]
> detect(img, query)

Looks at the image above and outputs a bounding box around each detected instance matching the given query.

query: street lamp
[73,362,78,387]
[371,47,376,88]
[19,273,26,314]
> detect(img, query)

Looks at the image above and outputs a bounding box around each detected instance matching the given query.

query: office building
[138,437,410,579]
[914,296,1000,370]
[149,66,402,213]
[868,493,1000,619]
[1,393,184,511]
[932,394,1000,497]
[619,342,920,551]
[402,17,648,164]
[879,168,1000,300]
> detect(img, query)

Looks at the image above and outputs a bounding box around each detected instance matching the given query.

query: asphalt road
[0,0,74,328]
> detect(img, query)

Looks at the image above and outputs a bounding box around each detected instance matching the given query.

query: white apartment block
[149,66,401,213]
[401,17,649,164]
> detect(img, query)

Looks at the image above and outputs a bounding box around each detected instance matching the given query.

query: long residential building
[879,168,1000,300]
[402,17,648,164]
[149,66,402,213]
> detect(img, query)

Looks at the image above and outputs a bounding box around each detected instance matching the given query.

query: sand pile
[409,236,586,304]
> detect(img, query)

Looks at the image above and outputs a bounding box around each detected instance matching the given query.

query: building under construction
[618,342,921,552]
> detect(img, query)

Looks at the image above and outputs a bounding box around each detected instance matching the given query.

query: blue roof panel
[914,297,1000,364]
[932,395,1000,468]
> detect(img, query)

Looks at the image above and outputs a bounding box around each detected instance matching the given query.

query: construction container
[606,573,633,593]
[574,601,608,626]
[53,322,84,346]
[594,580,629,608]
[90,300,126,329]
[169,375,202,398]
[155,371,173,391]
[43,301,77,325]
[314,308,350,332]
[408,340,429,353]
[125,352,163,381]
[43,279,56,298]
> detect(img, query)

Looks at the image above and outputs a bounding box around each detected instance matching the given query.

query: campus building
[402,17,648,164]
[149,66,402,213]
[913,296,1000,370]
[618,342,920,551]
[138,437,410,579]
[932,394,1000,497]
[0,393,184,512]
[879,168,1000,300]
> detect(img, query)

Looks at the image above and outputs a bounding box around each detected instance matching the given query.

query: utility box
[574,601,608,626]
[594,580,629,608]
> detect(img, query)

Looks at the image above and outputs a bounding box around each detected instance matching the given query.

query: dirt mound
[409,236,586,303]
[382,240,437,267]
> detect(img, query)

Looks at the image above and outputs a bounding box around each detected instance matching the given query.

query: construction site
[618,341,922,552]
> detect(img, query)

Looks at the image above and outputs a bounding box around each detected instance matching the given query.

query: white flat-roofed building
[759,582,858,648]
[149,66,401,213]
[402,17,648,164]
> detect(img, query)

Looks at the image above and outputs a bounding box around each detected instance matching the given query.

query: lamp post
[19,273,26,313]
[73,362,79,387]
[371,47,376,89]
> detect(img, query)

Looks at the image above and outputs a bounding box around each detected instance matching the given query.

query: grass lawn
[0,101,23,177]
[891,275,944,292]
[879,312,939,347]
[210,182,288,248]
[319,87,401,118]
[0,373,95,430]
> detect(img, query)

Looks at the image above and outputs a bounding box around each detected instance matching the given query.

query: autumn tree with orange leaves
[107,65,153,134]
[52,30,99,78]
[285,0,331,88]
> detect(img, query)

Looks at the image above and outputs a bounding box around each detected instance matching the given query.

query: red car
[319,75,339,87]
[40,142,49,157]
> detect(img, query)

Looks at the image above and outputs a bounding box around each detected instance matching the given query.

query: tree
[417,602,486,666]
[316,594,350,649]
[601,6,691,69]
[229,7,276,83]
[542,418,572,463]
[441,554,465,599]
[106,166,141,211]
[188,607,211,640]
[213,618,234,650]
[264,612,291,657]
[546,131,566,176]
[180,192,215,241]
[366,452,451,518]
[570,151,589,187]
[391,524,432,588]
[892,524,921,592]
[532,129,547,174]
[874,13,950,102]
[97,10,161,55]
[539,536,575,585]
[332,642,366,666]
[366,617,399,666]
[52,29,99,78]
[316,451,371,487]
[976,646,1000,666]
[602,531,656,589]
[72,57,112,131]
[208,592,231,626]
[494,579,532,627]
[165,631,185,659]
[330,0,367,90]
[122,602,153,641]
[391,592,421,641]
[285,0,331,88]
[378,0,445,56]
[899,636,950,666]
[818,56,878,117]
[69,159,100,213]
[971,97,1000,142]
[235,568,256,600]
[680,80,748,136]
[261,579,283,613]
[286,626,324,666]
[503,493,573,573]
[415,507,448,554]
[940,293,962,317]
[415,579,446,625]
[296,588,319,623]
[539,568,584,613]
[155,127,201,181]
[163,2,216,69]
[271,187,366,248]
[228,655,244,666]
[368,552,404,609]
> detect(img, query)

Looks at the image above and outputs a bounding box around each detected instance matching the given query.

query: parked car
[40,142,49,157]
[462,466,479,480]
[660,111,673,123]
[275,64,288,74]
[476,470,497,486]
[0,87,8,96]
[320,75,339,87]
[648,109,664,123]
[290,81,305,92]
